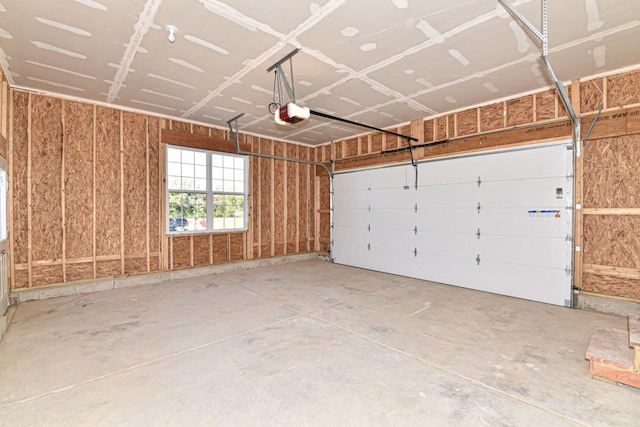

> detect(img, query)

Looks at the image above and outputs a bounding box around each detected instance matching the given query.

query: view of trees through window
[166,146,247,232]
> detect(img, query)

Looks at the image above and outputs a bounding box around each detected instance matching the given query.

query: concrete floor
[0,260,638,426]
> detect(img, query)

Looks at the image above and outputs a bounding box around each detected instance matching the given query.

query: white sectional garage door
[332,141,574,306]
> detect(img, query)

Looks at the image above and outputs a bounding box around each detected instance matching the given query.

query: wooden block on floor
[585,326,639,388]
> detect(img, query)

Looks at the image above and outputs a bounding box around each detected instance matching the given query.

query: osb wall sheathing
[320,67,640,301]
[581,130,640,299]
[11,95,161,288]
[10,92,322,290]
[583,135,640,208]
[95,107,121,278]
[12,92,28,288]
[123,112,148,275]
[63,102,93,282]
[30,96,63,285]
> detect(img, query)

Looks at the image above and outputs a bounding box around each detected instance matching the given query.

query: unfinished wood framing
[7,90,322,290]
[7,67,640,304]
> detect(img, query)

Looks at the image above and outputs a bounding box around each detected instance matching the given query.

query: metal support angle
[267,48,300,112]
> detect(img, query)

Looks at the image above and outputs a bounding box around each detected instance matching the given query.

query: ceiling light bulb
[166,25,178,43]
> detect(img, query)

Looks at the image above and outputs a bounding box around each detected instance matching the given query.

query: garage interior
[0,0,639,425]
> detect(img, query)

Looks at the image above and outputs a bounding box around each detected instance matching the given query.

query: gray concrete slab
[0,260,638,426]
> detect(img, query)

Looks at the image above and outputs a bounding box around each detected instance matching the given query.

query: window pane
[181,177,195,190]
[212,154,223,167]
[167,148,181,161]
[182,163,195,178]
[223,181,233,192]
[223,156,234,168]
[167,162,181,176]
[195,165,206,179]
[212,167,223,180]
[194,178,206,191]
[212,180,223,192]
[168,176,181,189]
[223,168,234,180]
[168,192,207,232]
[234,182,244,193]
[234,157,244,169]
[182,150,194,164]
[194,152,207,165]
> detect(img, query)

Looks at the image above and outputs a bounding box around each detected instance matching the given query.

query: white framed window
[166,145,248,233]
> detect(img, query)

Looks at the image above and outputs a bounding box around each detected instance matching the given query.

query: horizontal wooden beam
[161,129,250,154]
[581,106,640,140]
[583,264,640,280]
[582,208,640,215]
[15,252,161,270]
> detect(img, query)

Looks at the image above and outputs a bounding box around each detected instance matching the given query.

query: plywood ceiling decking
[1,0,639,145]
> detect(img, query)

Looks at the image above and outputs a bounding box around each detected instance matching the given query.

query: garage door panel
[478,212,570,238]
[418,185,479,208]
[478,235,571,269]
[371,228,414,252]
[414,255,480,288]
[416,209,479,233]
[334,190,368,206]
[370,208,415,228]
[368,246,414,274]
[416,232,477,259]
[332,140,573,307]
[371,186,415,206]
[334,224,369,242]
[478,261,571,306]
[331,240,369,268]
[421,157,481,185]
[479,180,570,208]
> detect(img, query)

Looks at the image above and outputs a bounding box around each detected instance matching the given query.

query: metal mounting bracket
[266,48,300,111]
